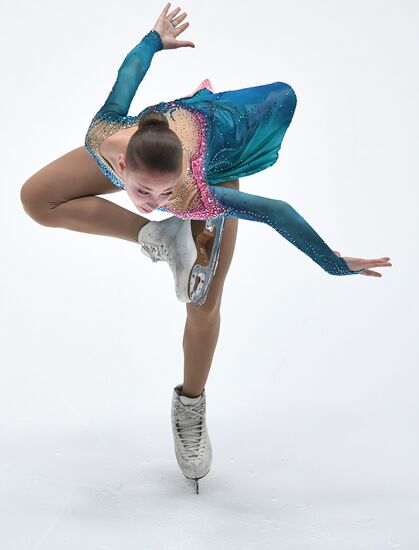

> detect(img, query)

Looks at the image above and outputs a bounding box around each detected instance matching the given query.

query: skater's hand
[333,251,392,277]
[153,3,195,50]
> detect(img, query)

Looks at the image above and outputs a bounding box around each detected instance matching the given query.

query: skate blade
[188,218,225,306]
[183,469,211,494]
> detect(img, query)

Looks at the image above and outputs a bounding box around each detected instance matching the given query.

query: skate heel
[195,225,215,266]
[189,217,226,306]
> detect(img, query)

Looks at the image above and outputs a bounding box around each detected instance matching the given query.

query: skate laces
[141,242,175,270]
[174,399,206,460]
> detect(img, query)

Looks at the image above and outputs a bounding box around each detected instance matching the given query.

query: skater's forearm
[209,186,363,276]
[95,30,163,118]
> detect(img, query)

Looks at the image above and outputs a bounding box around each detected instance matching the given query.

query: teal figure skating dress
[84,29,364,276]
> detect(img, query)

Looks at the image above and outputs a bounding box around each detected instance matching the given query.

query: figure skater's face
[124,169,177,213]
[119,154,180,213]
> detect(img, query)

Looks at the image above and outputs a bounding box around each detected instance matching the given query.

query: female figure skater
[20,3,391,494]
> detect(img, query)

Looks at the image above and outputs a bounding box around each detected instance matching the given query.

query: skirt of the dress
[176,79,298,184]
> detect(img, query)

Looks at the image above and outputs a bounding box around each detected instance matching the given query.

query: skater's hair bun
[125,111,183,176]
[137,112,169,131]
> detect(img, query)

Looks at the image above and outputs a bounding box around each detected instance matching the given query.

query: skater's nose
[146,200,160,211]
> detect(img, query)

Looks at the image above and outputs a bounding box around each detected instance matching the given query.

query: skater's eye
[137,187,173,196]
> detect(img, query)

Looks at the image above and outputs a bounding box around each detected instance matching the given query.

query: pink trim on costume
[161,85,228,219]
[188,108,227,219]
[180,78,214,98]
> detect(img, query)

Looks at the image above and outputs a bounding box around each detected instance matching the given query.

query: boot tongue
[179,393,202,406]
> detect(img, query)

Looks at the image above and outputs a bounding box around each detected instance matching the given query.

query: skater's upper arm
[95,29,163,118]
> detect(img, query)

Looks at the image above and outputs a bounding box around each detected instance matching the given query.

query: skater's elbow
[268,198,293,219]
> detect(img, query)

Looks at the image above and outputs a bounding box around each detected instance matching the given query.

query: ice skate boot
[138,216,225,306]
[171,383,212,494]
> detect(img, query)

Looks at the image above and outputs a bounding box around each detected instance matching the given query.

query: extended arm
[95,29,163,118]
[209,186,364,275]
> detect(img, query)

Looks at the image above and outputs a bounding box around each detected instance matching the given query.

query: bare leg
[20,146,238,396]
[181,179,240,398]
[20,146,149,241]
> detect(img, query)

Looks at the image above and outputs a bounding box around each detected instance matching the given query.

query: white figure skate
[138,216,225,306]
[171,383,212,494]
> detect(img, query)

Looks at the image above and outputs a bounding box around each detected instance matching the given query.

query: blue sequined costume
[84,29,363,276]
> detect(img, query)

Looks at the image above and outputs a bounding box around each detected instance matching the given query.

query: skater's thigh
[20,146,121,221]
[218,81,295,106]
[217,81,297,128]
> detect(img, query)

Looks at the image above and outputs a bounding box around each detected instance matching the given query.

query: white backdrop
[2,0,418,548]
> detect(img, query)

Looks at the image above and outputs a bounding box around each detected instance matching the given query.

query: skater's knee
[20,176,58,226]
[186,288,222,322]
[273,81,297,100]
[272,81,297,115]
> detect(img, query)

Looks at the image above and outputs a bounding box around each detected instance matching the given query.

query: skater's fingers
[360,269,382,277]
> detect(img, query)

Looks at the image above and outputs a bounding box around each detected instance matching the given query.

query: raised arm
[209,186,365,276]
[95,29,163,118]
[94,3,195,118]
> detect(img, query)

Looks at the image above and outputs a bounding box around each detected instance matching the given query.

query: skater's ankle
[136,219,152,242]
[180,387,203,398]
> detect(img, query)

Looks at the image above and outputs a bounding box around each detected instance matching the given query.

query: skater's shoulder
[161,105,200,160]
[85,112,139,150]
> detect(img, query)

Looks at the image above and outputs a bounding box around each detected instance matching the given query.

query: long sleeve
[95,29,163,118]
[209,186,364,276]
